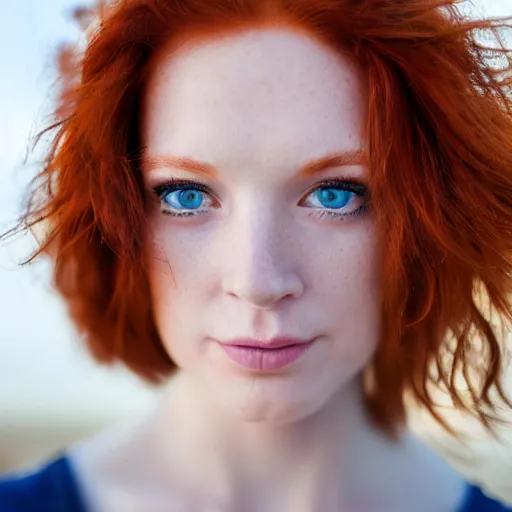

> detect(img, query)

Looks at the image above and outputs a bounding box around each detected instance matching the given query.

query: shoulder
[461,484,512,512]
[0,456,86,512]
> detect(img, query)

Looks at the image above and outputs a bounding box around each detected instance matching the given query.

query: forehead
[142,28,367,171]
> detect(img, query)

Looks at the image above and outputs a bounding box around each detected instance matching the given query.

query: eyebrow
[142,149,367,178]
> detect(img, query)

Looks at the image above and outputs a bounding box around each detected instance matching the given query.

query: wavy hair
[6,0,512,435]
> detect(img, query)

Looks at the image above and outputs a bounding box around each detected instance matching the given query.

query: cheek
[144,218,210,293]
[143,223,216,357]
[311,223,380,298]
[313,226,381,356]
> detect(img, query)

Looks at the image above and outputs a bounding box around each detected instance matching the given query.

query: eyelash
[151,178,370,221]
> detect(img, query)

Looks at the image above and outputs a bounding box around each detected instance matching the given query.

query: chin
[210,372,338,425]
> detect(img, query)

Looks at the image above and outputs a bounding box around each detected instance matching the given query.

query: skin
[71,28,467,511]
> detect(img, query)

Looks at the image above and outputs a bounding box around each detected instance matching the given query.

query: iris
[314,188,352,209]
[164,189,204,210]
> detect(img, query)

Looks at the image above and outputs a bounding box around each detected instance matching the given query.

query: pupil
[324,190,336,202]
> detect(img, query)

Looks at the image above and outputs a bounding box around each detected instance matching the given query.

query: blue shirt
[0,455,510,511]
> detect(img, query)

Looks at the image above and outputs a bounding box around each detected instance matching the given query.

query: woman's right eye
[153,181,215,217]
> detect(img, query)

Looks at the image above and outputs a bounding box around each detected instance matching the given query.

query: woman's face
[141,28,381,424]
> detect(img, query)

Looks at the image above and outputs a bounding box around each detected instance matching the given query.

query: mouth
[217,337,316,371]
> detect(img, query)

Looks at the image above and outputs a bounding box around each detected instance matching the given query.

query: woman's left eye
[301,179,370,220]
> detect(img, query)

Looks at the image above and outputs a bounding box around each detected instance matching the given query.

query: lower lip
[220,341,315,371]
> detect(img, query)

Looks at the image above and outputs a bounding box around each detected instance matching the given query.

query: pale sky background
[0,0,511,426]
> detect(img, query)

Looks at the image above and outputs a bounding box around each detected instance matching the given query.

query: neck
[151,372,461,511]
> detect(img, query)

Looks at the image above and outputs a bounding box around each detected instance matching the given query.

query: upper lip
[218,337,313,349]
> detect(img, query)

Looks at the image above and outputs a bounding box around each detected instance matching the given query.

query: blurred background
[0,0,511,505]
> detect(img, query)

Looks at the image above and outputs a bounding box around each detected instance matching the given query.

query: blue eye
[164,189,204,210]
[313,187,353,209]
[153,181,214,217]
[302,179,369,220]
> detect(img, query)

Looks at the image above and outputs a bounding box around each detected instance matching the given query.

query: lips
[223,337,310,349]
[217,337,315,371]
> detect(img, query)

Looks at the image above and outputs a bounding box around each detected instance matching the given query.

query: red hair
[7,0,512,435]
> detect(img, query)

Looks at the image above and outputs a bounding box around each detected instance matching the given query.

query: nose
[221,209,304,309]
